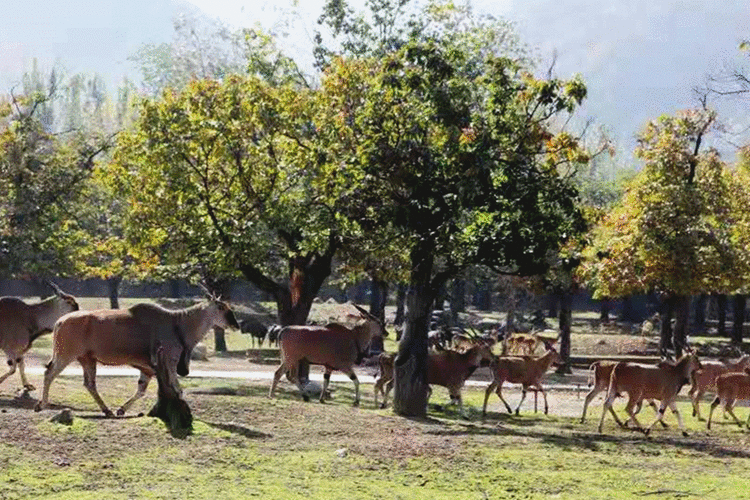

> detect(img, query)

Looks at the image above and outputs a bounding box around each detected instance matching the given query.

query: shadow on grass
[426,413,750,460]
[202,420,273,439]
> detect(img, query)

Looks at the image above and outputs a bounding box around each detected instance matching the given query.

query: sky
[1,0,748,155]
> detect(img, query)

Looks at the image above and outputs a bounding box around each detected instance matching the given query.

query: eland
[35,295,238,416]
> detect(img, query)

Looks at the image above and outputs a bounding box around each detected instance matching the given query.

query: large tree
[581,109,750,355]
[109,76,338,326]
[315,41,587,415]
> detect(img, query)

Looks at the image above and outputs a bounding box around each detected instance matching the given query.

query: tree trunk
[659,294,675,358]
[474,278,492,311]
[693,294,707,335]
[107,276,121,309]
[599,297,611,324]
[368,279,388,355]
[394,283,407,327]
[556,291,572,374]
[393,244,435,418]
[148,345,192,438]
[450,278,466,326]
[213,326,227,353]
[717,294,727,338]
[732,294,746,346]
[672,294,690,358]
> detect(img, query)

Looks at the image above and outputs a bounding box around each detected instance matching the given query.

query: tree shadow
[202,420,273,439]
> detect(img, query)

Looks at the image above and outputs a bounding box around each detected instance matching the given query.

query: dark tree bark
[599,297,611,324]
[659,294,675,358]
[717,294,727,337]
[732,294,746,346]
[213,326,227,353]
[168,278,181,299]
[450,278,466,326]
[556,291,572,374]
[148,346,192,438]
[393,243,435,418]
[672,295,690,358]
[368,279,388,354]
[473,278,492,311]
[694,294,707,335]
[107,276,121,309]
[394,283,407,326]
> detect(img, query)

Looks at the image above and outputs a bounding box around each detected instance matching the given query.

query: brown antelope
[580,360,661,425]
[269,304,385,406]
[597,352,701,436]
[689,354,750,421]
[0,281,78,391]
[34,297,239,417]
[373,344,495,415]
[482,339,561,417]
[707,369,750,429]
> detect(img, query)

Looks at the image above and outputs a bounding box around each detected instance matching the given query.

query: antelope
[269,304,385,406]
[689,354,750,421]
[482,339,561,417]
[0,281,78,391]
[707,369,750,429]
[597,352,701,436]
[580,360,661,425]
[373,344,494,414]
[34,296,239,417]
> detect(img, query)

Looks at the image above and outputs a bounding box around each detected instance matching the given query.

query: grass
[5,299,750,498]
[3,372,750,500]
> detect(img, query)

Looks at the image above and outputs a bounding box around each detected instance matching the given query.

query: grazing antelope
[597,352,701,436]
[269,304,384,406]
[0,281,78,391]
[34,296,239,417]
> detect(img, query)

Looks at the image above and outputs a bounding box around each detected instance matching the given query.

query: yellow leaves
[545,132,590,167]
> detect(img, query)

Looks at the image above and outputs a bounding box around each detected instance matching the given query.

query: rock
[51,409,73,425]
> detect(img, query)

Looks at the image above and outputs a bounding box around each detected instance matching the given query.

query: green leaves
[580,110,750,298]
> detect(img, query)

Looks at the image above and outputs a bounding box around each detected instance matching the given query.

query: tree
[581,109,750,355]
[0,71,111,279]
[315,42,587,415]
[109,76,339,326]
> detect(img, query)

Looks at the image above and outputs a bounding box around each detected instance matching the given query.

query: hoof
[34,402,44,412]
[103,410,115,418]
[643,428,651,436]
[116,408,126,417]
[352,400,360,407]
[24,384,36,392]
[302,395,310,402]
[379,403,386,410]
[682,431,689,437]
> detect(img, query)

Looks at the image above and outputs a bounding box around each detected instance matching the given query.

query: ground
[2,301,750,499]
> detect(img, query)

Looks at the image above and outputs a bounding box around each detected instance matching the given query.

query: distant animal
[239,317,268,347]
[0,281,79,391]
[597,352,702,436]
[266,324,283,347]
[34,296,239,417]
[269,304,385,406]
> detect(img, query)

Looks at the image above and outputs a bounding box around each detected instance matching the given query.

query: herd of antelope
[2,284,750,437]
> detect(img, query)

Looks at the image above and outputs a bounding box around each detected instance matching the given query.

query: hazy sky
[2,0,748,152]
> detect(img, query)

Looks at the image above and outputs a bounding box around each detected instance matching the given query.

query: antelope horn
[352,304,379,322]
[46,280,63,295]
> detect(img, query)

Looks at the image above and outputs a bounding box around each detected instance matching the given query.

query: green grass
[3,374,750,500]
